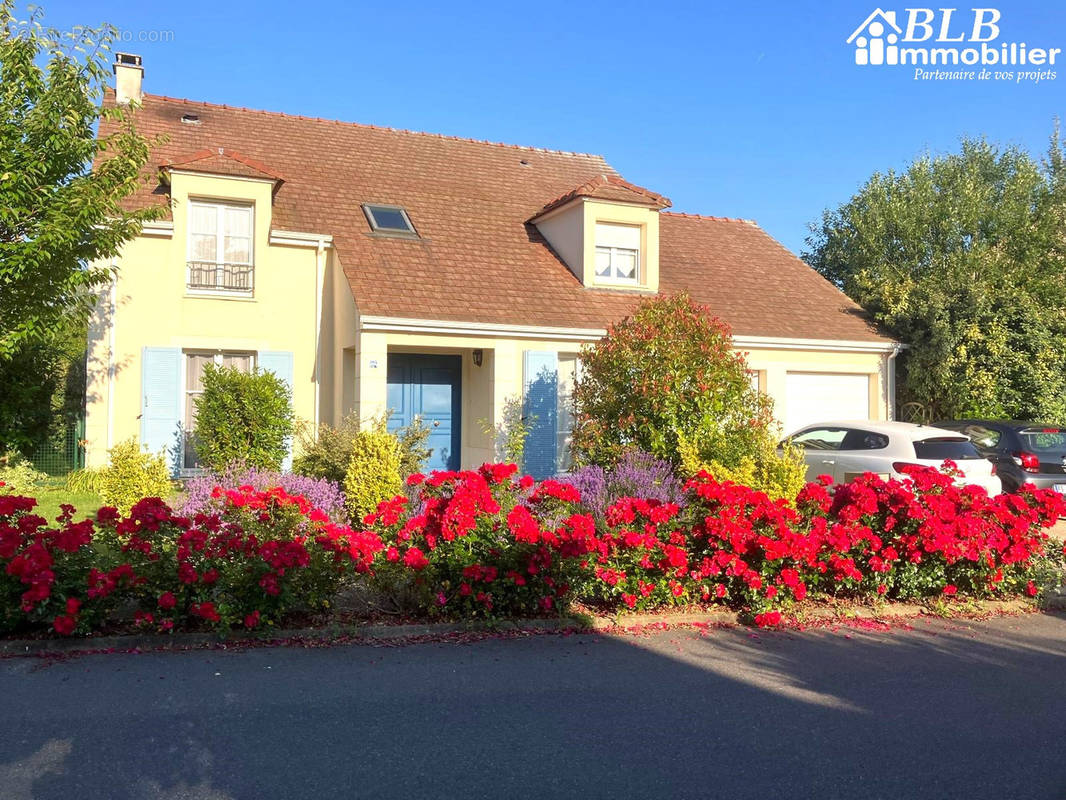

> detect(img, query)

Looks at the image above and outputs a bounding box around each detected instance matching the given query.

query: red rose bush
[0,461,1062,636]
[0,487,383,635]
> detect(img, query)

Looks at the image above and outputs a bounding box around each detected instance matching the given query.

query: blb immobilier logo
[846,7,1060,82]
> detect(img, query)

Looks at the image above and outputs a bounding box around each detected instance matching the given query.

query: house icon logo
[847,8,904,65]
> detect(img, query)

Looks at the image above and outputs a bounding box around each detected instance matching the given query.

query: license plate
[1054,484,1066,494]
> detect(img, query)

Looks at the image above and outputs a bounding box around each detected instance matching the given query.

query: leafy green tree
[0,1,163,358]
[0,318,84,454]
[804,132,1066,422]
[571,293,774,469]
[194,365,295,471]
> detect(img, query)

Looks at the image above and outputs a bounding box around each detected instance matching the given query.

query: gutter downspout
[887,345,901,421]
[313,239,326,432]
[106,272,117,451]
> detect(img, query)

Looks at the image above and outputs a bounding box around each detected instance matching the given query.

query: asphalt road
[3,613,1066,800]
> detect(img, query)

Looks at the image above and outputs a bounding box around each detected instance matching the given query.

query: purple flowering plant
[567,449,684,521]
[179,462,346,520]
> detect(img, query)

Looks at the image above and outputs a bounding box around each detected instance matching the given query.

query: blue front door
[386,354,462,472]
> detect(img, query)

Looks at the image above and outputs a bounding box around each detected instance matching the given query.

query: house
[84,54,899,478]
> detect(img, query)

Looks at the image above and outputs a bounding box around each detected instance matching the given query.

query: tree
[804,132,1066,423]
[193,365,294,471]
[0,1,163,358]
[0,317,85,455]
[572,293,773,468]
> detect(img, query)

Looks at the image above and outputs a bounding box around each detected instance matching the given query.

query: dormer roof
[533,173,671,219]
[160,148,285,190]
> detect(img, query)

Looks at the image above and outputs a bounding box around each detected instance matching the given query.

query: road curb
[0,598,1046,658]
[0,616,593,657]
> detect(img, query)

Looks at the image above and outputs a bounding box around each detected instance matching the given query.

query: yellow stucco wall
[84,172,324,467]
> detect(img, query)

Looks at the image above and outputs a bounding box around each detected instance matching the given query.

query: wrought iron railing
[187,261,254,293]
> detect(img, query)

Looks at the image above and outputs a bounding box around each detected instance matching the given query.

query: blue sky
[39,0,1066,253]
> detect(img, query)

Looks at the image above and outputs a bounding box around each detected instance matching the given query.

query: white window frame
[186,200,255,296]
[362,203,417,235]
[593,223,641,286]
[182,350,256,472]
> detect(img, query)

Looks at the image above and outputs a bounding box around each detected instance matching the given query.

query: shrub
[369,465,583,617]
[479,396,535,468]
[0,451,47,496]
[294,412,432,482]
[568,449,684,520]
[106,489,383,632]
[571,293,774,471]
[194,364,294,471]
[0,495,121,635]
[66,466,106,495]
[344,428,402,523]
[98,438,173,515]
[179,462,346,520]
[2,462,1063,637]
[677,430,807,502]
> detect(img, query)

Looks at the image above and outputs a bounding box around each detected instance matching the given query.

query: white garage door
[784,372,870,435]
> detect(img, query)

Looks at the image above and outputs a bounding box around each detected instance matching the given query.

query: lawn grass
[31,477,103,523]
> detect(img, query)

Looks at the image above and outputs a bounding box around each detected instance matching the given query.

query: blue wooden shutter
[258,351,295,471]
[523,350,558,479]
[140,347,182,474]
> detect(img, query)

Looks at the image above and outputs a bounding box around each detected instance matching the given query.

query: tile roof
[534,173,671,218]
[161,148,285,184]
[101,91,893,344]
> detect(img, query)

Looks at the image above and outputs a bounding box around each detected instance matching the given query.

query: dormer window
[363,204,417,235]
[594,222,640,284]
[187,200,254,294]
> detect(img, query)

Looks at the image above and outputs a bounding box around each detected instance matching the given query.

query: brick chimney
[113,53,143,105]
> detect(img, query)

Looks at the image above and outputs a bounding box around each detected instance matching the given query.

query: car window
[789,428,847,451]
[1019,428,1066,453]
[962,424,1001,449]
[912,437,981,460]
[840,430,890,451]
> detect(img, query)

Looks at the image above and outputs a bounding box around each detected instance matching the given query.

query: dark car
[933,419,1066,494]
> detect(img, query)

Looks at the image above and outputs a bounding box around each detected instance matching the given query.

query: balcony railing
[187,261,254,293]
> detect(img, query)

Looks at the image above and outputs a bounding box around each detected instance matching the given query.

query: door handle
[822,460,835,465]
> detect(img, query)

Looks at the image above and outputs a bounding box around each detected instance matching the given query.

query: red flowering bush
[572,464,1064,620]
[368,464,588,617]
[99,487,383,631]
[0,487,383,635]
[368,462,1063,623]
[0,462,1062,636]
[0,495,139,635]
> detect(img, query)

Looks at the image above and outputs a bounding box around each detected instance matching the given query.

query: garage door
[784,372,870,435]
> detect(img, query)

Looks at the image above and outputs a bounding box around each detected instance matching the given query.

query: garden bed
[2,462,1065,644]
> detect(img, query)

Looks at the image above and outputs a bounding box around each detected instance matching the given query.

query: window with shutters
[187,200,254,294]
[183,350,254,469]
[594,222,641,285]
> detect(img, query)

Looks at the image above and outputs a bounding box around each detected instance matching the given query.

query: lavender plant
[567,449,684,520]
[179,462,346,520]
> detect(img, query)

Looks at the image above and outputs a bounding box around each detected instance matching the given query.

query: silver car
[782,420,1002,494]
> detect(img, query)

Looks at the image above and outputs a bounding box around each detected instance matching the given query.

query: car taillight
[892,462,923,474]
[991,463,997,476]
[1013,452,1041,473]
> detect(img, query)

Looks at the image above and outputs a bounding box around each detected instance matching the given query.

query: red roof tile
[101,91,892,344]
[162,147,285,183]
[534,173,671,218]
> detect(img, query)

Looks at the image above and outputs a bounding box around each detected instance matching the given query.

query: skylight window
[363,204,417,235]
